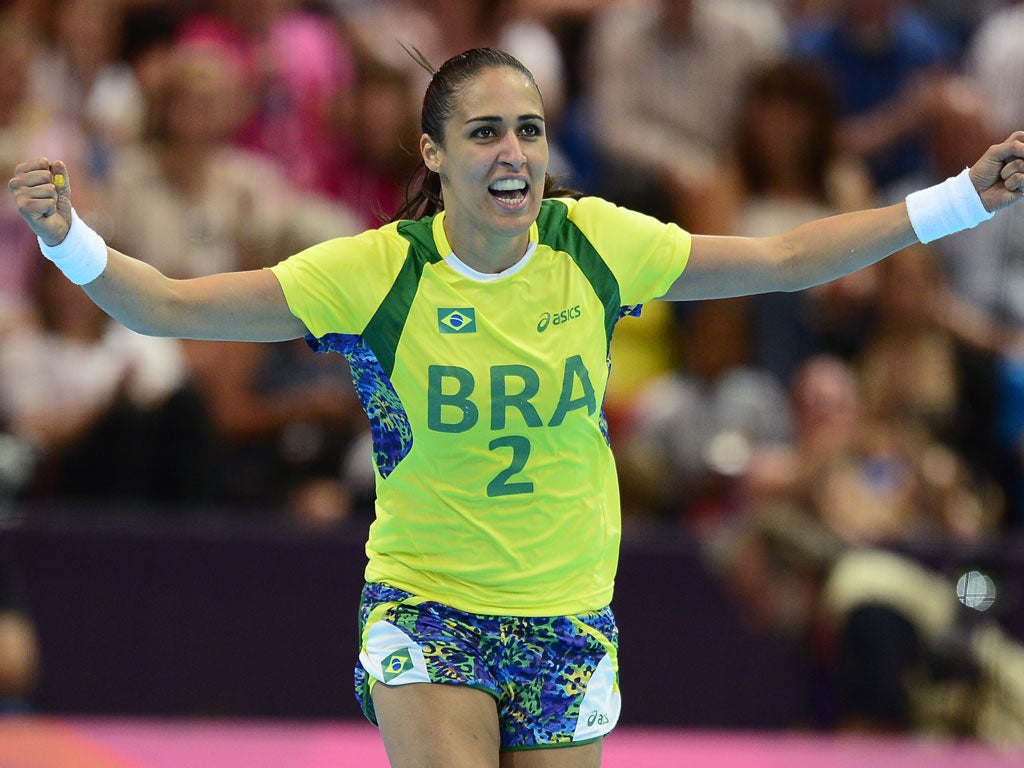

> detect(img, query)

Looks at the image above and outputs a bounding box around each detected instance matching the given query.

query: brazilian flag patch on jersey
[438,308,476,334]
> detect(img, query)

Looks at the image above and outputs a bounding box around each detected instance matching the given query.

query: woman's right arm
[9,157,309,342]
[84,253,307,341]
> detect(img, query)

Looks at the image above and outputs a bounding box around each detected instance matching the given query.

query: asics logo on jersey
[536,305,581,332]
[438,308,477,334]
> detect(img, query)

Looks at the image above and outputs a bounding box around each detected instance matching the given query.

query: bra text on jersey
[427,355,597,433]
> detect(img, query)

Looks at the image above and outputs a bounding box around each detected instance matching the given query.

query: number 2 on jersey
[487,435,534,496]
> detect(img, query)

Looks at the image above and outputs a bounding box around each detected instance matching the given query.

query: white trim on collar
[443,242,538,282]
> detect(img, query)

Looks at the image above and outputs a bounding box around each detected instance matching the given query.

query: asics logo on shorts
[586,709,611,728]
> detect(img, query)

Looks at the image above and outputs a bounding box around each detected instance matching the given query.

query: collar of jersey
[432,210,540,282]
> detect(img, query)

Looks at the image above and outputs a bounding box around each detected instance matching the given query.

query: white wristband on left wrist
[905,168,994,244]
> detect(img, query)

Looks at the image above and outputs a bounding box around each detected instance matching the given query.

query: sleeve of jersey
[564,196,691,303]
[267,228,407,338]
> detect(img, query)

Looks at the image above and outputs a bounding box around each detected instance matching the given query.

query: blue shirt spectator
[790,1,958,189]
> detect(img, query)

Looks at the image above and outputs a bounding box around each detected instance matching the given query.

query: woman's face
[422,66,548,258]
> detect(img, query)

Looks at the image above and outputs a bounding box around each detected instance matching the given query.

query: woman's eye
[519,124,543,138]
[472,127,496,139]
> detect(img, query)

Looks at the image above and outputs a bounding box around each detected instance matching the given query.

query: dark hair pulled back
[390,47,575,222]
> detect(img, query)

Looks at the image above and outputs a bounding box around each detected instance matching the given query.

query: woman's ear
[420,134,441,173]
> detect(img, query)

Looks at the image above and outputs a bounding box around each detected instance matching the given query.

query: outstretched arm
[8,158,308,341]
[664,131,1024,302]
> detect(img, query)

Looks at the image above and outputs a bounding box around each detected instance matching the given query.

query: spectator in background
[746,349,1001,546]
[740,351,922,546]
[0,259,207,505]
[745,354,863,511]
[581,0,789,427]
[583,0,785,222]
[616,297,792,531]
[101,39,359,279]
[418,0,569,108]
[97,38,365,522]
[791,0,958,195]
[694,59,875,237]
[856,245,1003,498]
[325,55,422,229]
[692,58,878,384]
[807,416,958,545]
[118,2,190,137]
[178,0,358,199]
[27,0,146,185]
[184,333,365,526]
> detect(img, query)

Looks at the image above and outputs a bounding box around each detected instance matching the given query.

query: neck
[442,218,530,275]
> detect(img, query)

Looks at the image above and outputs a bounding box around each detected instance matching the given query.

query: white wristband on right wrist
[905,167,993,244]
[37,208,108,285]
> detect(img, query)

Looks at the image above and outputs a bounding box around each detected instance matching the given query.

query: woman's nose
[498,133,526,168]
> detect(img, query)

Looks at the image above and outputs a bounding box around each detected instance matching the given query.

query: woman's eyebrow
[464,113,546,125]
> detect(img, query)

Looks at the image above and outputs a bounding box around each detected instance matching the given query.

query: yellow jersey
[270,196,691,615]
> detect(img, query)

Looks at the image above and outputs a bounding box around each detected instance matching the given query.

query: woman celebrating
[9,48,1024,768]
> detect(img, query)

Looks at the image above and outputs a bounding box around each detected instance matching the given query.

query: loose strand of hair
[398,41,437,78]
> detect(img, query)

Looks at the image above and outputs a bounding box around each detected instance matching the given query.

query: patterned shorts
[354,582,621,750]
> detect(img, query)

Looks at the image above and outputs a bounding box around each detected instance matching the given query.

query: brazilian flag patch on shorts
[382,648,414,682]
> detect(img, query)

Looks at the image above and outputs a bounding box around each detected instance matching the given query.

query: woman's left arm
[664,131,1024,302]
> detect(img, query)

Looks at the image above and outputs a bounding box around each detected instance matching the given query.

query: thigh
[373,681,501,768]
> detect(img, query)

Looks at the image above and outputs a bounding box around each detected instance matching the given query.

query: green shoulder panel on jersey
[535,199,621,346]
[362,217,444,377]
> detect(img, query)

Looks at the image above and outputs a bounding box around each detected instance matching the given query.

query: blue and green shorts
[354,582,621,750]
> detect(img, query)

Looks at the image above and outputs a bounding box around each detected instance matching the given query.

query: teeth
[490,178,527,192]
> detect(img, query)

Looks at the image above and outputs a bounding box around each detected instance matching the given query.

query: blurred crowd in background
[3,0,1024,742]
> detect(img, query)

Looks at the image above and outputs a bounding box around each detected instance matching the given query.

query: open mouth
[488,177,529,207]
